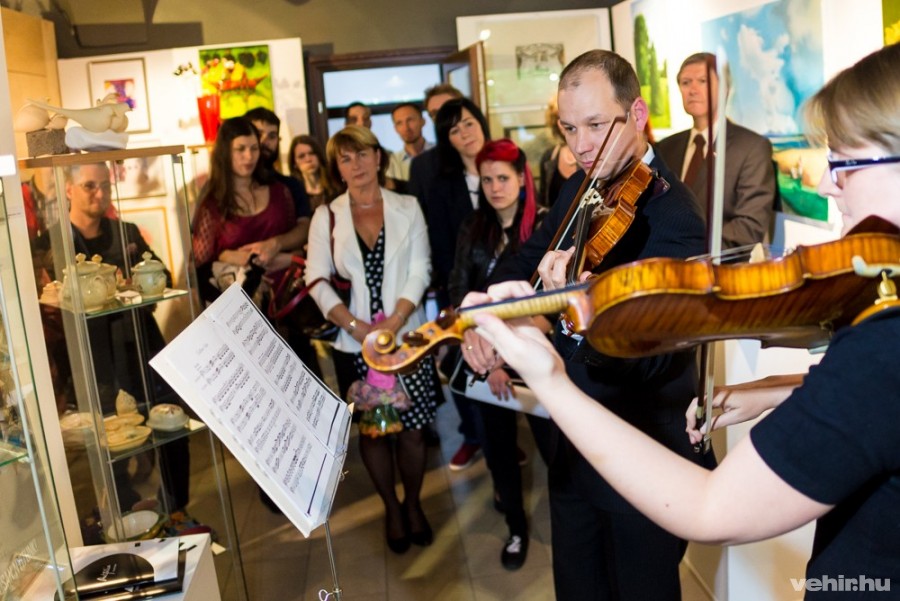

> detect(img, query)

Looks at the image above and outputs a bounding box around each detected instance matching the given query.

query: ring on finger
[465,345,474,351]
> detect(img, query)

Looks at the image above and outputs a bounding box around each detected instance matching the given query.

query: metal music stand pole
[322,520,343,600]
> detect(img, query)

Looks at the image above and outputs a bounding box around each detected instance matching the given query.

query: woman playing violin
[463,49,707,600]
[469,43,900,599]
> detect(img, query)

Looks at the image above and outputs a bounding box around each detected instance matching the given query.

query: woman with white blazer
[306,125,438,554]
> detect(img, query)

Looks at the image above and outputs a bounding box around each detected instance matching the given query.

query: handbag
[269,206,350,338]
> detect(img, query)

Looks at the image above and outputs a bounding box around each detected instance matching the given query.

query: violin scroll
[362,307,467,374]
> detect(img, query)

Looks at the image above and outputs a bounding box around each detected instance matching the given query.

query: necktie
[683,134,706,188]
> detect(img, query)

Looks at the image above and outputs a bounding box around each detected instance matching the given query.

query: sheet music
[150,284,351,536]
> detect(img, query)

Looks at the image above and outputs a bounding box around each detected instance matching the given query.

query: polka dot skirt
[352,228,439,430]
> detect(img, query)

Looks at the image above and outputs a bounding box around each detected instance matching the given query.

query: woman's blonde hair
[804,43,900,154]
[325,125,389,188]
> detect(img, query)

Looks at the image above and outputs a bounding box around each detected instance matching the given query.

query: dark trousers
[477,401,552,535]
[549,447,686,601]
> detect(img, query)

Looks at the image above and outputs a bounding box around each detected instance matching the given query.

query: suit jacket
[305,188,431,353]
[490,153,710,511]
[656,120,776,249]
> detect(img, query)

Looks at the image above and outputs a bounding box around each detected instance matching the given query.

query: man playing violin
[466,43,900,600]
[462,49,707,600]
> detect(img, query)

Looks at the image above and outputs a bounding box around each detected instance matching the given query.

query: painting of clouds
[702,0,823,138]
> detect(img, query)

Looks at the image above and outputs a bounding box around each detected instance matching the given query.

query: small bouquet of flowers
[347,313,411,437]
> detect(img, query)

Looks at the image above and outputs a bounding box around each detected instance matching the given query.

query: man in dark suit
[462,49,708,600]
[657,52,777,249]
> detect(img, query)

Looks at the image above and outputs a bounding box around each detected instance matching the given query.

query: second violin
[363,220,900,373]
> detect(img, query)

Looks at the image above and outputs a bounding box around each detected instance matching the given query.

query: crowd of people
[182,41,898,598]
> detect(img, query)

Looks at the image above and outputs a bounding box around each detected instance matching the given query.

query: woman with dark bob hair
[424,97,492,472]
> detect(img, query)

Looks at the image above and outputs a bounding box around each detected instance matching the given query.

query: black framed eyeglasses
[827,155,900,185]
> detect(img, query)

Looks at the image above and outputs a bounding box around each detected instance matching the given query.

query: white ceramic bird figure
[26,97,131,133]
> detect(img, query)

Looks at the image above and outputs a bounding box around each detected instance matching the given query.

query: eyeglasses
[77,181,112,194]
[827,155,900,185]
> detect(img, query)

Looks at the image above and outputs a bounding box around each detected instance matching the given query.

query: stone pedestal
[25,129,68,157]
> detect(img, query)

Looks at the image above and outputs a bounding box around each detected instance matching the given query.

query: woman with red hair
[447,139,552,570]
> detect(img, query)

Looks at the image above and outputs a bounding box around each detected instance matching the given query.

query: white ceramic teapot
[132,252,166,298]
[90,254,118,299]
[61,253,108,311]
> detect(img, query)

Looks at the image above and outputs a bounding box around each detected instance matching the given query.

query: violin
[567,159,655,278]
[363,218,900,374]
[533,114,655,288]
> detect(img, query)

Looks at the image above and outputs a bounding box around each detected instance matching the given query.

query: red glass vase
[196,95,221,144]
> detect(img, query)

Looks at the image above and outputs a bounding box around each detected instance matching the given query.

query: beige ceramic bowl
[147,404,188,432]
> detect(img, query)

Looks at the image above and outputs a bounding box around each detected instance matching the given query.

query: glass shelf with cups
[18,147,248,601]
[0,164,73,600]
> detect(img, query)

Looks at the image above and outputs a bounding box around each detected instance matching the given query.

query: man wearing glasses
[461,49,708,599]
[33,162,191,514]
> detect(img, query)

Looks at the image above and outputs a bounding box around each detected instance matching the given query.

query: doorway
[306,45,486,150]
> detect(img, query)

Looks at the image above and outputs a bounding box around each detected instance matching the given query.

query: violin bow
[695,51,730,455]
[531,113,631,290]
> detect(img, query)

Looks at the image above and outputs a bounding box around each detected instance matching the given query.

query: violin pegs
[402,331,428,347]
[436,308,458,329]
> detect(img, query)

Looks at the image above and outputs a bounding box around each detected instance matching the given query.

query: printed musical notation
[150,283,351,537]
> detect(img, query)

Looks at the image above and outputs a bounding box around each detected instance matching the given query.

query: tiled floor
[202,403,711,601]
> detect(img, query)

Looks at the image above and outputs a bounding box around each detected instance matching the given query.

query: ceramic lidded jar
[132,252,166,298]
[62,253,108,311]
[90,254,118,299]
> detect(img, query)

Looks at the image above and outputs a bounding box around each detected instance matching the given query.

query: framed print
[112,156,167,200]
[198,44,274,120]
[88,58,151,133]
[457,9,611,110]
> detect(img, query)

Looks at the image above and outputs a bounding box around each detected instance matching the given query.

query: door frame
[306,46,457,142]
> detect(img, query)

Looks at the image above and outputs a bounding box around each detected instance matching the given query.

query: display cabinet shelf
[18,147,248,601]
[0,440,28,467]
[39,287,190,318]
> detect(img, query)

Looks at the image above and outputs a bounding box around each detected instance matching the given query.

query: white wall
[56,37,308,161]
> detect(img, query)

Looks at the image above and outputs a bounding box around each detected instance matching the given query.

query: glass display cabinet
[0,157,73,600]
[18,147,248,601]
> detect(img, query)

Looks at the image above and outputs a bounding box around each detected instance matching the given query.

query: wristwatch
[346,318,357,334]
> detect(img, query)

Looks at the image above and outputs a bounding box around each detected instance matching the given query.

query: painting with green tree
[886,0,900,44]
[632,0,670,130]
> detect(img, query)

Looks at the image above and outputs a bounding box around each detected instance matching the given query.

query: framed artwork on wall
[88,58,151,133]
[457,9,611,112]
[197,44,274,120]
[112,156,167,200]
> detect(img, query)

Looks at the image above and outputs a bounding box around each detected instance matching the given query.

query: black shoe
[387,532,410,554]
[406,503,433,547]
[501,534,528,571]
